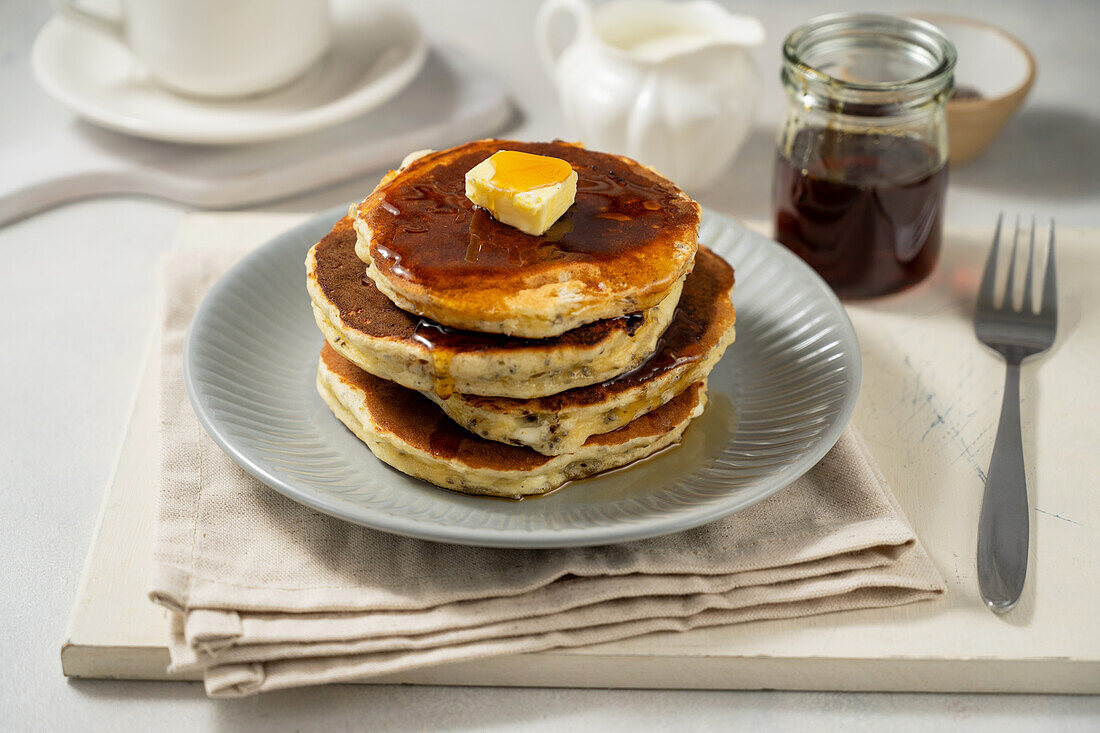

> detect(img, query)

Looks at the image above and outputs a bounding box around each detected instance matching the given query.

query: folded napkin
[150,232,945,697]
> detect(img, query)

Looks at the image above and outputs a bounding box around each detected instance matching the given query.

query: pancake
[316,344,707,498]
[424,247,736,454]
[307,217,684,399]
[352,139,700,338]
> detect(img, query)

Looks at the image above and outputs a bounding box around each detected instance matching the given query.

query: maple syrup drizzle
[410,321,458,399]
[409,308,649,400]
[620,308,708,384]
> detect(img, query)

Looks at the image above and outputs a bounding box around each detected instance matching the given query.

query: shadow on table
[952,105,1100,200]
[843,222,1074,627]
[693,126,777,222]
[697,106,1100,222]
[258,103,526,217]
[68,676,1098,729]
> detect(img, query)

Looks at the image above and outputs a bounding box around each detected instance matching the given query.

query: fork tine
[978,213,1003,309]
[1041,219,1057,316]
[1002,214,1021,309]
[1022,216,1036,313]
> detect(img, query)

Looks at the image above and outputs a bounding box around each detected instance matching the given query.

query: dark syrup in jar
[773,128,948,298]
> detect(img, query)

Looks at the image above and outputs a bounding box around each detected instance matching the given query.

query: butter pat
[465,150,578,236]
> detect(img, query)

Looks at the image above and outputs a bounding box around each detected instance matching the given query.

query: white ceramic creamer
[536,0,764,190]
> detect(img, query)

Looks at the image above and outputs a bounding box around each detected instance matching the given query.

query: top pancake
[353,139,700,338]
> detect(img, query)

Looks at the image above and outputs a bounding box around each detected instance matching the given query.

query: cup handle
[52,0,125,44]
[535,0,590,75]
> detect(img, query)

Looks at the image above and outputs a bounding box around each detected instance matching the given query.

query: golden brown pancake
[352,140,700,338]
[426,247,736,454]
[307,217,684,399]
[317,343,707,497]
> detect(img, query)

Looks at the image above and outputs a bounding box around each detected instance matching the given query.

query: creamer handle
[535,0,591,75]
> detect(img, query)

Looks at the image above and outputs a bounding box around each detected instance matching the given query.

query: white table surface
[1,0,1097,729]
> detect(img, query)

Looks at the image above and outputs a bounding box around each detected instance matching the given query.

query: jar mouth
[783,13,956,107]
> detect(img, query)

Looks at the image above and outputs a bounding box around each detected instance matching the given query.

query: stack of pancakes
[306,140,735,498]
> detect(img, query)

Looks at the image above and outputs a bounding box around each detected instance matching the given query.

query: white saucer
[31,0,427,145]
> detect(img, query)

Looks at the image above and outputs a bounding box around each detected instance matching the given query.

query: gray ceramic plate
[185,205,861,548]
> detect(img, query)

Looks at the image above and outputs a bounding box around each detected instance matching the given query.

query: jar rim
[782,12,957,104]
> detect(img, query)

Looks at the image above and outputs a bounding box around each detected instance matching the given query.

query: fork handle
[977,360,1029,613]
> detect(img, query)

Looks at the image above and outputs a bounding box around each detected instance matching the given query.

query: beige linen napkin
[149,232,945,697]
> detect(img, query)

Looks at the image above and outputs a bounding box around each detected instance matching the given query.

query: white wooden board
[62,215,1100,693]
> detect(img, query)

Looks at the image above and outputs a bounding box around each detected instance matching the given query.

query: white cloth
[149,238,944,697]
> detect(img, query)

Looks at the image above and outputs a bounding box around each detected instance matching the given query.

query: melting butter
[465,150,578,236]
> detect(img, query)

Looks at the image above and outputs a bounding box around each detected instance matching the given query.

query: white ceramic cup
[54,0,332,98]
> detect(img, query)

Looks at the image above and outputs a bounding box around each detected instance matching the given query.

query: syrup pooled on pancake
[365,141,696,282]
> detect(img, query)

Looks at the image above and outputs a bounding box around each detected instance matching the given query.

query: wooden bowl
[914,14,1036,166]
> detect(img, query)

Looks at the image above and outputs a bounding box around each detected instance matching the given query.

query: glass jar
[772,13,956,298]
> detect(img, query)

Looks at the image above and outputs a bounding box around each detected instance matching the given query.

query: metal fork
[974,214,1057,613]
